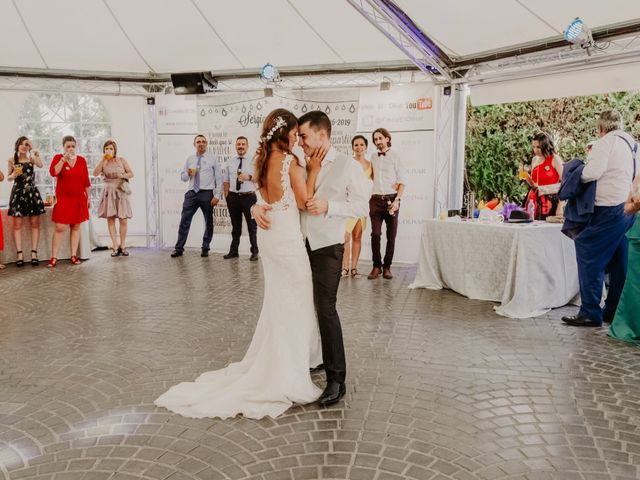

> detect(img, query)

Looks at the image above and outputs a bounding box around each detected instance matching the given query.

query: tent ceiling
[0,0,639,82]
[395,0,640,59]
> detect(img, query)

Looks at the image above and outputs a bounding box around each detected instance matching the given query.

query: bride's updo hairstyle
[254,108,298,188]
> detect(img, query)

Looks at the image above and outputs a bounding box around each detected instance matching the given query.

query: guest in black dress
[7,136,45,266]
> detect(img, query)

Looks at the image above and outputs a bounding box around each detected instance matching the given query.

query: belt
[230,191,256,196]
[372,193,397,199]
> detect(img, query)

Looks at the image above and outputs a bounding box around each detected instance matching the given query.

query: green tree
[465,91,640,204]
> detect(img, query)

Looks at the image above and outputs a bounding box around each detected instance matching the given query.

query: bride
[155,109,326,419]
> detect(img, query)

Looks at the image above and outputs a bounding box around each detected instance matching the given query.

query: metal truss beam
[456,32,640,86]
[346,0,451,81]
[0,75,165,96]
[455,19,640,68]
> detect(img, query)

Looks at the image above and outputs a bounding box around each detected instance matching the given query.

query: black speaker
[170,72,218,95]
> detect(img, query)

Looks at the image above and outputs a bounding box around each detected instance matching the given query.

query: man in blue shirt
[171,134,222,258]
[223,136,259,261]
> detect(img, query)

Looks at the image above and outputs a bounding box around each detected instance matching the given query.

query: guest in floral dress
[7,136,45,266]
[93,139,134,257]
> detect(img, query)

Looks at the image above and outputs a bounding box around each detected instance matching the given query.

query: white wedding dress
[155,155,322,419]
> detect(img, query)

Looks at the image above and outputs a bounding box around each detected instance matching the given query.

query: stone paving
[1,248,639,480]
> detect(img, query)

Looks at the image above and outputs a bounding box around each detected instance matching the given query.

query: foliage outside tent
[465,91,640,204]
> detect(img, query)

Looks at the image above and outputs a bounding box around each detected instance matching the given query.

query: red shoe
[47,257,57,268]
[70,256,81,265]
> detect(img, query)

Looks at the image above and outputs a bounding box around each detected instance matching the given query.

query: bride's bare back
[259,152,309,210]
[258,152,287,205]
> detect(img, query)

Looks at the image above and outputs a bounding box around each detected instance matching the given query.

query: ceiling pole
[189,0,245,68]
[11,0,49,68]
[287,0,345,63]
[103,0,156,74]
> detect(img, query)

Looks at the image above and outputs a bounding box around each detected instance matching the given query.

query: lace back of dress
[270,155,294,211]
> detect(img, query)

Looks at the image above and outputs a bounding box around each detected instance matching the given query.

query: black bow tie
[378,151,386,157]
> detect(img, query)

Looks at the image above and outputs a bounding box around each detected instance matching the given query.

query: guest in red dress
[523,132,563,220]
[0,166,4,269]
[48,135,90,267]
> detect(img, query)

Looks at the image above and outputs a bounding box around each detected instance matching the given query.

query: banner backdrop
[157,84,435,263]
[357,84,435,264]
[195,90,359,237]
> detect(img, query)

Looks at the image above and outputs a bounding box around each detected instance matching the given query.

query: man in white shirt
[253,111,370,406]
[223,136,259,261]
[562,110,637,327]
[368,128,407,280]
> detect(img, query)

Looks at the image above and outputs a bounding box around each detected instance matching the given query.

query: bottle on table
[526,199,535,220]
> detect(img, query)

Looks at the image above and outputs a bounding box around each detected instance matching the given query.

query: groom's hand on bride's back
[252,204,272,229]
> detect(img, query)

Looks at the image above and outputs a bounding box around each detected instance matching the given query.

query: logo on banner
[406,98,432,110]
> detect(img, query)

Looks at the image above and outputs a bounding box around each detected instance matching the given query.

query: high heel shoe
[47,257,57,268]
[70,256,81,265]
[111,248,120,257]
[31,250,39,266]
[16,251,24,267]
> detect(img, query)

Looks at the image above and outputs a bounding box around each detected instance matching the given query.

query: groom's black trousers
[306,240,346,384]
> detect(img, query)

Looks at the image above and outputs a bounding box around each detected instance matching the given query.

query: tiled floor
[1,249,639,480]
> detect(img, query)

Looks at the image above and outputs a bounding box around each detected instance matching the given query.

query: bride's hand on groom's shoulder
[252,204,272,229]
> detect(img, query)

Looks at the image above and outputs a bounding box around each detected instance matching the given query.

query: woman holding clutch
[93,139,134,257]
[522,132,563,220]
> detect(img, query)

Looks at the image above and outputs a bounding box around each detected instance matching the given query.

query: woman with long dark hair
[523,132,563,219]
[6,136,45,266]
[156,109,328,419]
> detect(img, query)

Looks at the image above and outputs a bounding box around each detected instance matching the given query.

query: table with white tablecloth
[1,207,91,262]
[408,219,579,318]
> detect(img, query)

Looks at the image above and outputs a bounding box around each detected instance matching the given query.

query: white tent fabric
[1,0,638,76]
[470,61,640,106]
[396,0,640,58]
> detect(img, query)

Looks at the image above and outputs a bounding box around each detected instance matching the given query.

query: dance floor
[1,249,639,480]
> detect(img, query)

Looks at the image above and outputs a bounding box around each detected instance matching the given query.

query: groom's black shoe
[318,381,346,406]
[561,314,602,327]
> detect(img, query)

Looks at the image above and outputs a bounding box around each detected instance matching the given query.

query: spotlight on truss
[563,17,594,48]
[260,63,280,83]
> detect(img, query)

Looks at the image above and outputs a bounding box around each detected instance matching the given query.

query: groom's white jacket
[301,147,372,251]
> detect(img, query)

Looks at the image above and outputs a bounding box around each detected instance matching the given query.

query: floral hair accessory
[265,116,287,141]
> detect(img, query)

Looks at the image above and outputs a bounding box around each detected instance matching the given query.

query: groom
[254,111,370,405]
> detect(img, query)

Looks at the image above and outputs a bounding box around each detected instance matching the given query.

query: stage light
[260,63,280,82]
[563,17,593,48]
